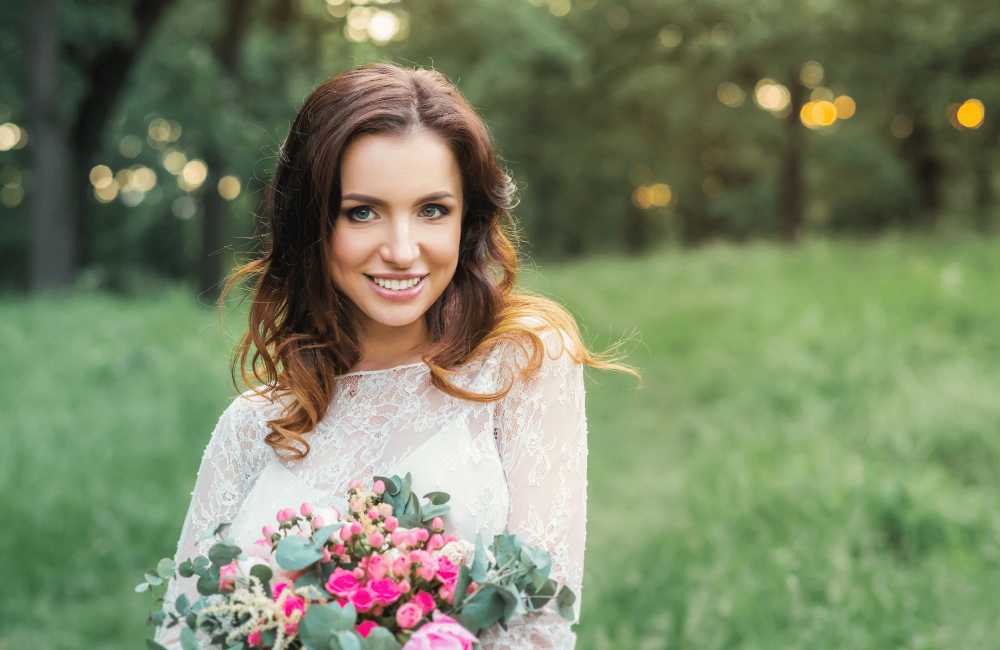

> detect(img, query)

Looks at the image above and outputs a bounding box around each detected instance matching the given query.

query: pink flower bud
[384,516,399,532]
[378,503,393,517]
[300,502,314,517]
[334,544,345,555]
[428,534,444,550]
[373,480,386,494]
[431,517,444,532]
[370,531,385,548]
[468,581,478,594]
[397,579,411,594]
[349,478,362,490]
[262,525,277,538]
[368,508,380,520]
[312,515,325,529]
[276,508,296,524]
[351,501,363,513]
[353,567,365,580]
[340,526,353,542]
[321,547,333,563]
[443,534,459,544]
[350,522,363,535]
[415,528,429,542]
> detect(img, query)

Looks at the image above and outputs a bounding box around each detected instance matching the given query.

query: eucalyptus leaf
[365,626,403,650]
[556,585,576,621]
[192,556,210,575]
[395,513,420,528]
[156,558,176,579]
[300,601,355,650]
[422,491,450,505]
[311,523,346,550]
[261,629,278,647]
[145,572,163,586]
[251,564,274,597]
[196,572,220,596]
[471,533,489,583]
[421,503,451,521]
[455,612,483,636]
[336,630,363,650]
[178,560,194,578]
[400,472,413,505]
[524,579,556,610]
[197,521,231,543]
[461,587,506,631]
[453,564,472,609]
[483,582,521,622]
[520,544,551,580]
[185,612,197,629]
[176,593,190,616]
[146,640,170,650]
[276,534,324,570]
[295,571,323,593]
[208,543,242,567]
[179,627,200,650]
[152,610,167,626]
[135,582,150,593]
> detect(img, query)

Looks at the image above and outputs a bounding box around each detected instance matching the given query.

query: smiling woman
[154,63,634,650]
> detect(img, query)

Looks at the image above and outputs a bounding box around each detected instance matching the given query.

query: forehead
[339,130,462,198]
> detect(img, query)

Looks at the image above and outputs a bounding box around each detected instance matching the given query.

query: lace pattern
[156,329,586,649]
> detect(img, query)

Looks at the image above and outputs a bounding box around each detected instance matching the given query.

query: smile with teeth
[368,275,425,291]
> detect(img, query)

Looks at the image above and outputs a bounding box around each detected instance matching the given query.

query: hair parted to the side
[224,63,635,460]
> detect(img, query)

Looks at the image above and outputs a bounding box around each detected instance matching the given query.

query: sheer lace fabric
[156,330,587,649]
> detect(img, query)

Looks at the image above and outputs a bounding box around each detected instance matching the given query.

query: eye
[346,206,376,222]
[419,204,448,219]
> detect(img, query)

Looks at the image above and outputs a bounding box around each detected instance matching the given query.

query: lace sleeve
[153,395,266,649]
[484,330,588,650]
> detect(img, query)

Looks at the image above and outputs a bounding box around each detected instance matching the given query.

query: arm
[153,397,261,649]
[484,330,588,649]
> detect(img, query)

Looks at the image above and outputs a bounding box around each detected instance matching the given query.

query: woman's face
[331,129,463,337]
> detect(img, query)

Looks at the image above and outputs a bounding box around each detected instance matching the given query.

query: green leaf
[374,475,400,495]
[145,572,164,586]
[556,585,576,621]
[179,627,200,650]
[300,600,359,649]
[277,534,325,570]
[483,582,521,622]
[197,522,231,543]
[208,543,242,567]
[528,570,546,591]
[471,533,489,583]
[192,556,210,575]
[135,582,150,593]
[196,572,220,596]
[422,491,451,505]
[336,630,362,650]
[156,558,176,579]
[261,629,278,647]
[421,503,451,521]
[452,564,472,609]
[178,560,194,578]
[395,513,421,528]
[185,612,197,629]
[147,640,170,650]
[455,612,483,636]
[461,587,506,632]
[151,610,167,626]
[311,523,346,550]
[251,564,274,596]
[295,571,323,593]
[365,626,403,650]
[524,579,556,610]
[400,472,413,506]
[175,593,190,616]
[493,532,517,568]
[520,544,551,580]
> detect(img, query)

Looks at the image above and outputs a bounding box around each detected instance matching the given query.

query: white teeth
[371,276,422,290]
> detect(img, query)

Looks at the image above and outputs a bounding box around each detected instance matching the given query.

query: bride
[156,63,628,649]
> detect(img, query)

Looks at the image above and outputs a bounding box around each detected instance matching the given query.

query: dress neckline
[336,361,428,378]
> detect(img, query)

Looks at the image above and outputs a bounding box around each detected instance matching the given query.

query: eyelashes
[342,203,451,223]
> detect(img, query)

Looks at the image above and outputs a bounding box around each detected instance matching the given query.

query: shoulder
[211,386,286,448]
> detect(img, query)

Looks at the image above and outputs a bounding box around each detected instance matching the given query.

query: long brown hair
[226,63,631,460]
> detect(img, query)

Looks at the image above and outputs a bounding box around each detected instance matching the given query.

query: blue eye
[420,204,448,218]
[347,206,375,222]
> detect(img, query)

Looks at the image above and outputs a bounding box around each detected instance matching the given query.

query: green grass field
[2,236,1000,649]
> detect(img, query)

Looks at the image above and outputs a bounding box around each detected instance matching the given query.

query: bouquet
[139,473,576,650]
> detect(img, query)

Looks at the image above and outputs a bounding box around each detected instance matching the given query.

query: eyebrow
[340,191,457,207]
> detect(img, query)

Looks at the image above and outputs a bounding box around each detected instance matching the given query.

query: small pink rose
[340,526,353,542]
[272,580,292,599]
[369,577,401,605]
[321,547,332,563]
[415,528,429,543]
[262,525,277,538]
[355,620,378,638]
[325,568,360,598]
[397,579,411,594]
[412,590,436,616]
[373,479,386,494]
[395,601,424,629]
[333,544,346,556]
[435,556,458,585]
[312,515,325,529]
[443,534,459,544]
[385,516,399,532]
[393,555,411,578]
[438,582,455,604]
[353,567,365,580]
[370,531,385,548]
[349,586,376,612]
[367,554,389,579]
[349,478,362,490]
[368,508,380,520]
[350,522,363,536]
[391,529,409,548]
[300,502,314,517]
[219,561,237,591]
[431,517,444,532]
[416,557,437,582]
[351,501,363,513]
[405,611,478,650]
[248,630,262,647]
[428,534,445,550]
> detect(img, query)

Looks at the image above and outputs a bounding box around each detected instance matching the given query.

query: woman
[157,63,626,649]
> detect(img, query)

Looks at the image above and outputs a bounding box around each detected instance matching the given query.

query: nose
[379,216,418,268]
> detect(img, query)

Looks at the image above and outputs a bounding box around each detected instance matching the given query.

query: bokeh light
[218,175,241,200]
[172,195,197,220]
[119,134,143,158]
[90,165,113,187]
[717,82,746,108]
[632,183,672,209]
[0,123,21,151]
[800,61,824,89]
[368,10,400,42]
[162,150,188,175]
[755,80,791,112]
[658,25,682,47]
[710,23,734,46]
[1,165,23,208]
[548,0,570,17]
[834,95,856,119]
[180,159,208,191]
[800,101,837,128]
[890,115,914,138]
[956,99,984,129]
[147,118,181,149]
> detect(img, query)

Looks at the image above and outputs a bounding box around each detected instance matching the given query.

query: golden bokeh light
[549,0,570,16]
[218,175,241,200]
[131,166,157,193]
[800,61,824,89]
[717,82,746,108]
[755,80,791,112]
[119,134,143,158]
[632,183,672,209]
[658,25,682,47]
[810,87,834,102]
[163,150,188,175]
[368,10,400,42]
[95,181,119,203]
[890,115,914,138]
[800,101,838,128]
[0,123,20,151]
[834,95,856,119]
[1,185,23,207]
[956,99,985,129]
[710,23,734,47]
[90,165,113,187]
[115,168,133,190]
[180,159,208,191]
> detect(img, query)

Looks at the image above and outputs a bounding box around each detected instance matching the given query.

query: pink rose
[248,631,263,647]
[355,620,378,638]
[370,531,386,548]
[340,526,353,542]
[405,611,478,650]
[219,561,237,591]
[350,521,363,535]
[392,555,411,578]
[300,502,314,517]
[321,547,332,563]
[395,601,424,629]
[438,582,455,604]
[435,557,458,585]
[333,544,346,556]
[369,577,401,605]
[443,534,459,544]
[282,594,305,634]
[367,554,389,579]
[349,586,376,612]
[272,580,292,599]
[326,568,360,598]
[391,529,410,548]
[373,479,386,494]
[412,590,436,616]
[379,503,393,518]
[416,557,437,582]
[397,579,411,594]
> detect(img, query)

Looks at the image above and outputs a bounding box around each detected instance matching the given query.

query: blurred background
[2,0,1000,648]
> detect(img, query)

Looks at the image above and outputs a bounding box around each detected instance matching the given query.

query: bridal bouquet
[139,474,575,650]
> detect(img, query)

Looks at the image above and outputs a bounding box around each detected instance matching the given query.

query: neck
[352,318,431,372]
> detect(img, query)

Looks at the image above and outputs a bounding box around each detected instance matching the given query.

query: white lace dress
[155,330,587,649]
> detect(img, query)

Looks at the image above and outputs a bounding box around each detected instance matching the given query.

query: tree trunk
[779,75,804,242]
[25,0,75,290]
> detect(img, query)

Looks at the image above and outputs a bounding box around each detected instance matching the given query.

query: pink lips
[367,275,427,302]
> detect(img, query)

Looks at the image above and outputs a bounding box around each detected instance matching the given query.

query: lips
[366,275,426,291]
[365,274,427,302]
